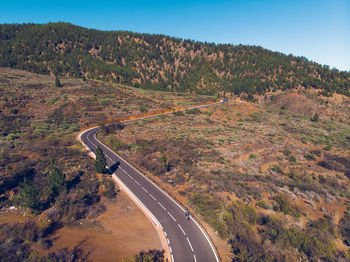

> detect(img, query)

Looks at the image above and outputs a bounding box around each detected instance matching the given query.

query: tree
[48,165,66,197]
[95,145,107,174]
[311,112,319,122]
[18,177,41,211]
[55,76,62,87]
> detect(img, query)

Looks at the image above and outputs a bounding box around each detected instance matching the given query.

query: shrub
[101,177,117,198]
[288,155,297,163]
[270,165,283,174]
[249,154,256,159]
[186,108,201,115]
[256,201,272,210]
[173,110,184,116]
[305,153,316,161]
[311,113,319,122]
[283,149,292,156]
[139,106,148,113]
[273,194,300,217]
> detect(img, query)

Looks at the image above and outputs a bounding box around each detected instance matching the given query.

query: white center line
[158,202,166,211]
[186,237,194,252]
[193,255,197,262]
[168,211,176,222]
[141,187,148,193]
[149,194,156,201]
[135,180,141,186]
[178,224,186,235]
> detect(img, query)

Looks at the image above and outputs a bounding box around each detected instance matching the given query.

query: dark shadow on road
[108,161,120,174]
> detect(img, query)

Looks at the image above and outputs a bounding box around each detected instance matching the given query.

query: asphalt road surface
[80,100,226,262]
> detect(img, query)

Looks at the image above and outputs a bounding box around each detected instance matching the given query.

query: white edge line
[80,128,174,262]
[92,127,219,262]
[79,102,224,262]
[111,173,161,228]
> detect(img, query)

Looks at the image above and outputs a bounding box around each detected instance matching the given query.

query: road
[80,99,227,262]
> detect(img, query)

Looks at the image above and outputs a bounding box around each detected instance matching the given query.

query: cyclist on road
[185,209,190,220]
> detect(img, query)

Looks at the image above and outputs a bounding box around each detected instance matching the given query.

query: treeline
[0,22,349,96]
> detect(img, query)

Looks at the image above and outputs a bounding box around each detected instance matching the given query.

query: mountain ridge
[0,22,349,96]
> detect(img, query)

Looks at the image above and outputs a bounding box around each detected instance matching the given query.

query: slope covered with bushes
[1,22,349,96]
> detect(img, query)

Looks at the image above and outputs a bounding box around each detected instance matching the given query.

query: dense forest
[0,22,349,96]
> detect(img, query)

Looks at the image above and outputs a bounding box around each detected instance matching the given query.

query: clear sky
[1,0,349,71]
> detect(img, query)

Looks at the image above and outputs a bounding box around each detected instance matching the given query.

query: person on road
[185,209,190,221]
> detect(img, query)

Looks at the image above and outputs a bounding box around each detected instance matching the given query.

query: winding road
[79,99,227,262]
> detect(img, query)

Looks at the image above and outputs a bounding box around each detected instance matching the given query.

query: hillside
[100,89,350,261]
[0,22,349,96]
[0,67,212,260]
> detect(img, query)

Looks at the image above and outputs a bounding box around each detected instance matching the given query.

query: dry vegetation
[0,67,212,261]
[101,89,350,261]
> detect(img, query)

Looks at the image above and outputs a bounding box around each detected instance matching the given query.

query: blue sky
[1,0,349,71]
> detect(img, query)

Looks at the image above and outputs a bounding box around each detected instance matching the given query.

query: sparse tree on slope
[95,145,107,174]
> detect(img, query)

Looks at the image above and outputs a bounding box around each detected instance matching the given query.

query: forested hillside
[0,22,349,96]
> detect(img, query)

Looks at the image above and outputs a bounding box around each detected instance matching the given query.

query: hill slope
[0,22,349,96]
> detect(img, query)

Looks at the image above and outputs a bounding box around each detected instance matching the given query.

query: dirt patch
[34,192,162,261]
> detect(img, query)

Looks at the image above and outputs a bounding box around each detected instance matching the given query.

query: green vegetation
[311,112,319,122]
[1,23,349,96]
[122,249,164,262]
[95,145,107,174]
[55,76,62,87]
[273,194,301,217]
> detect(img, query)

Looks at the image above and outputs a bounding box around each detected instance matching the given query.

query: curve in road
[80,99,227,262]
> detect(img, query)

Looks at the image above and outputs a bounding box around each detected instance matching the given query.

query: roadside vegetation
[1,67,211,260]
[101,89,350,261]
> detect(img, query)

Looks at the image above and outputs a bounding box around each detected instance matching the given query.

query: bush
[270,165,283,174]
[311,113,319,122]
[173,110,185,116]
[101,177,117,199]
[186,108,201,115]
[256,201,272,210]
[273,194,300,217]
[249,154,256,159]
[282,149,292,156]
[288,155,297,163]
[305,153,316,161]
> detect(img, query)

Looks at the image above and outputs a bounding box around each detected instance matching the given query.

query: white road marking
[186,237,194,252]
[168,211,176,222]
[80,102,226,262]
[158,202,166,211]
[164,231,167,237]
[149,194,156,201]
[135,180,141,186]
[194,255,197,262]
[167,238,170,244]
[141,187,148,193]
[171,254,174,262]
[169,246,172,253]
[178,224,186,235]
[127,174,133,179]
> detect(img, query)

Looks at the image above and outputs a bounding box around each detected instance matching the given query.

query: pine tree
[311,113,319,122]
[48,165,66,197]
[18,177,41,211]
[55,76,62,87]
[95,145,107,174]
